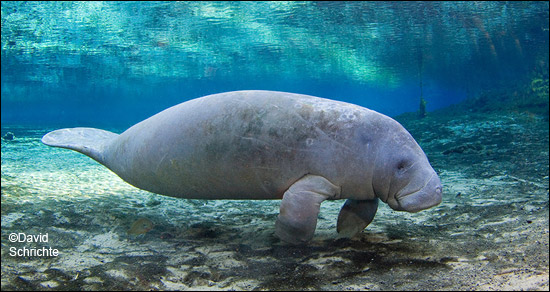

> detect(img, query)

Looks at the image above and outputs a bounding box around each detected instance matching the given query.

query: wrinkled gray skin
[42,90,442,244]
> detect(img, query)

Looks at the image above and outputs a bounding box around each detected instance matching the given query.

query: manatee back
[41,128,118,165]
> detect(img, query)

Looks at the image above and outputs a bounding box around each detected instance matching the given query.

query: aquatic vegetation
[418,97,427,119]
[530,77,549,104]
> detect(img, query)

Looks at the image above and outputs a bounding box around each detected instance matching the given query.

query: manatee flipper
[41,127,118,164]
[337,198,378,238]
[275,175,341,244]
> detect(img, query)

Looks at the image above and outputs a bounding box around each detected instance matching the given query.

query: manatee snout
[396,173,442,213]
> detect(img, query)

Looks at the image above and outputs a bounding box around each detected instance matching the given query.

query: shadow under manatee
[218,236,450,290]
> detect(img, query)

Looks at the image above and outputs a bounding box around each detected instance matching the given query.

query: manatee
[42,90,442,244]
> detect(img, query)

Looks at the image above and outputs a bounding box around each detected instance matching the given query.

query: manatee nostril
[435,186,442,195]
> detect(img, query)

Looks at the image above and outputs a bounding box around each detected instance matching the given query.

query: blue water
[2,2,547,126]
[1,2,549,291]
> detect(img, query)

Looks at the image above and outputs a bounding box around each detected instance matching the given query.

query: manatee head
[372,121,442,213]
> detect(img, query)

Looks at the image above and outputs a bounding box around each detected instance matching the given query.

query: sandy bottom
[1,110,548,290]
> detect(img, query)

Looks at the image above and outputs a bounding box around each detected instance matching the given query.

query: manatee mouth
[395,173,442,213]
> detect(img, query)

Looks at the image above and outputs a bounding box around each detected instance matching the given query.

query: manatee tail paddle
[41,127,119,164]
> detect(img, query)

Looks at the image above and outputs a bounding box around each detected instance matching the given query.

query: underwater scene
[1,1,549,291]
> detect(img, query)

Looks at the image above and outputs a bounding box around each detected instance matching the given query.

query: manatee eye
[396,160,409,173]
